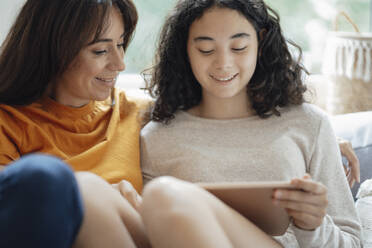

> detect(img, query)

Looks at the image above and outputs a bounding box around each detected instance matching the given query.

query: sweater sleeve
[292,114,362,248]
[0,109,23,165]
[140,131,158,185]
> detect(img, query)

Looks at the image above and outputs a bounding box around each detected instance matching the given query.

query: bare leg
[72,172,151,248]
[140,177,282,248]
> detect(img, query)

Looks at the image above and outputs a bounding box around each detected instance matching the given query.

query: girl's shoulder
[141,111,195,139]
[141,116,178,139]
[282,103,329,125]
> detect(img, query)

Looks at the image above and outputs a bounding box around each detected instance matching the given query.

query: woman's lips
[95,77,116,87]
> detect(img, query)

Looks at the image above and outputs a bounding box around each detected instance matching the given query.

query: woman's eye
[93,50,107,55]
[232,46,247,52]
[198,49,214,54]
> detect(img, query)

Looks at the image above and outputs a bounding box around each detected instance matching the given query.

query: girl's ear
[259,29,267,41]
[258,29,267,58]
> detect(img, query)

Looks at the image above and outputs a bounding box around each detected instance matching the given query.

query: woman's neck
[188,92,256,120]
[46,82,90,108]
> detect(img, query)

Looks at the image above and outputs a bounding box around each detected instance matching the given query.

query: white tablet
[197,181,295,236]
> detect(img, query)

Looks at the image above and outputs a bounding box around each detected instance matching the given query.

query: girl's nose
[214,51,233,70]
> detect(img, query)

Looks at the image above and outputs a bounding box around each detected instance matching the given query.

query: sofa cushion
[355,179,372,247]
[330,111,372,198]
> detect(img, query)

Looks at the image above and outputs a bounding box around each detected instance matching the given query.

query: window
[124,0,175,74]
[124,0,370,75]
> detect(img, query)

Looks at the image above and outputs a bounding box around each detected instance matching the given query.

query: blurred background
[0,0,370,75]
[127,0,370,74]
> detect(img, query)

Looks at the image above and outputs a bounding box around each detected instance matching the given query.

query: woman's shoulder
[118,89,152,109]
[0,104,31,127]
[0,104,28,142]
[0,104,16,125]
[113,88,153,124]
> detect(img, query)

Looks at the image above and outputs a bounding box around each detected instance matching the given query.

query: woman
[0,0,149,247]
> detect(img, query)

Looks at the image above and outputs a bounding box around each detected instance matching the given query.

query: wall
[0,0,25,45]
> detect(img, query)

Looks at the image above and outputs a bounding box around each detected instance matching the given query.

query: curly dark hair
[0,0,137,105]
[144,0,307,123]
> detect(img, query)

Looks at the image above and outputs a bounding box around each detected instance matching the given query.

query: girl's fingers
[273,199,326,218]
[274,175,328,230]
[303,173,311,179]
[347,172,354,187]
[286,209,324,230]
[117,180,142,210]
[290,177,327,195]
[273,189,328,207]
[345,169,355,187]
[346,166,351,177]
[343,164,348,175]
[338,138,361,184]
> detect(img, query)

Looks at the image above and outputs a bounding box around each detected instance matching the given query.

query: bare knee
[75,172,108,193]
[140,177,209,227]
[141,177,195,211]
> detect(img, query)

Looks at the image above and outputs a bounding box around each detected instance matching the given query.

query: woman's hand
[273,174,328,231]
[337,137,360,188]
[112,180,142,211]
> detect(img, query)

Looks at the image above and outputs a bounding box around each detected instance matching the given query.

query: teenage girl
[139,0,362,247]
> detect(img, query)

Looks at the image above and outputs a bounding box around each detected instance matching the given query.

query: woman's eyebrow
[88,33,125,45]
[193,33,250,42]
[194,36,213,42]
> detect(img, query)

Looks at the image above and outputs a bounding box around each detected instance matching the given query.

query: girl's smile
[209,73,239,83]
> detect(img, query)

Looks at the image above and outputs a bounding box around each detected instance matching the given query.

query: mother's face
[53,7,125,107]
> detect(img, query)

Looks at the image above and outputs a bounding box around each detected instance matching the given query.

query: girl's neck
[188,93,256,120]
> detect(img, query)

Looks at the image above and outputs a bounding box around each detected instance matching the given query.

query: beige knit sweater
[141,103,362,247]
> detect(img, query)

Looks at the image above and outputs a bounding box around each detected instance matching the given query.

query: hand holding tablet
[197,181,296,236]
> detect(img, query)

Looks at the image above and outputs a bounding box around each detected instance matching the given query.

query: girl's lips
[209,73,239,82]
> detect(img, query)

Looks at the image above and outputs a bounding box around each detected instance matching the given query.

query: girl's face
[53,7,126,107]
[187,7,258,101]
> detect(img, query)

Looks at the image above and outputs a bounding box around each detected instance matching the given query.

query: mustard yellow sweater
[0,88,147,192]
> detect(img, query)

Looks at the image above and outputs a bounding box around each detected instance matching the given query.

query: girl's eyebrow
[231,33,250,39]
[194,33,250,42]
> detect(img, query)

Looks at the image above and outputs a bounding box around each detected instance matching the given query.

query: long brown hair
[0,0,137,105]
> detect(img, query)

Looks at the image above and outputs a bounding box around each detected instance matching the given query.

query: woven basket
[322,12,372,114]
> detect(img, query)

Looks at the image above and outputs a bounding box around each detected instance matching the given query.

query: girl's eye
[198,49,214,54]
[232,46,247,52]
[93,50,107,55]
[117,43,125,49]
